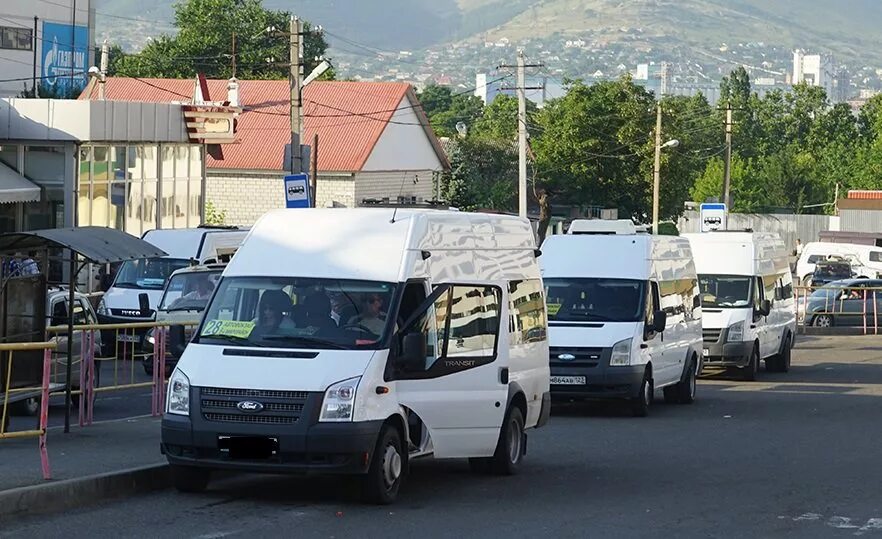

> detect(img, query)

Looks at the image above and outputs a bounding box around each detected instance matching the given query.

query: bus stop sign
[700,203,727,232]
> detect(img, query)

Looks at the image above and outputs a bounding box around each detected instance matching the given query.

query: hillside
[94,0,882,65]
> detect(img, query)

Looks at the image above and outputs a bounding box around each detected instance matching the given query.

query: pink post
[152,326,161,416]
[159,327,167,415]
[875,291,879,336]
[40,347,52,480]
[87,330,95,425]
[78,332,86,426]
[863,289,868,336]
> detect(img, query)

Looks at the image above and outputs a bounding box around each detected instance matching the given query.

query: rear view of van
[540,222,703,416]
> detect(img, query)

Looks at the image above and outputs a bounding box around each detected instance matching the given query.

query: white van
[161,209,551,504]
[684,232,796,380]
[796,241,882,285]
[540,224,703,416]
[97,227,247,333]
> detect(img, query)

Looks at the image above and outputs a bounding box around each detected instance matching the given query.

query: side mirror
[652,310,667,333]
[758,300,771,317]
[138,293,151,316]
[400,332,427,372]
[168,325,187,357]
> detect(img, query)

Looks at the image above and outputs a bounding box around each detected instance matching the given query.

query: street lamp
[652,138,679,234]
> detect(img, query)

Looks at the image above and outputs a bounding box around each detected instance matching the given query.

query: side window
[807,254,822,264]
[509,279,547,345]
[754,276,764,306]
[50,299,67,326]
[438,286,500,358]
[646,281,660,324]
[763,274,777,304]
[870,252,882,263]
[72,300,89,325]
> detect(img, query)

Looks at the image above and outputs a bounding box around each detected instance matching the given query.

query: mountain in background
[95,0,882,65]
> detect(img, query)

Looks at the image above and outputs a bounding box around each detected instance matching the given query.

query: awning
[0,227,166,264]
[0,161,40,204]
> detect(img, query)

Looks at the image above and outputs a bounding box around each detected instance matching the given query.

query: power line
[35,0,172,26]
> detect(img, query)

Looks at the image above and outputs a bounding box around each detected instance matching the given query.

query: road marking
[779,513,882,535]
[702,381,882,397]
[193,531,240,539]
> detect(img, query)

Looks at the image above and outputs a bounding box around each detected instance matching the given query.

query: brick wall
[206,170,358,224]
[354,170,438,205]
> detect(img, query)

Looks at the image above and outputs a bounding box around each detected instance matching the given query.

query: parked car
[804,279,882,328]
[810,260,855,288]
[10,288,104,416]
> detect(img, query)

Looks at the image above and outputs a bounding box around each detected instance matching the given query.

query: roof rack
[197,224,241,230]
[709,228,753,233]
[360,198,452,209]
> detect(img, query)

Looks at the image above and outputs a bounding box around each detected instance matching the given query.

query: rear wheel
[362,425,404,504]
[631,371,653,417]
[488,406,525,475]
[171,465,210,493]
[665,357,697,404]
[813,314,833,328]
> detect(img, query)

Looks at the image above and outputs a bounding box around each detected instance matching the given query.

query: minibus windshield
[698,275,752,308]
[112,258,190,290]
[544,278,645,322]
[196,277,398,350]
[159,270,222,312]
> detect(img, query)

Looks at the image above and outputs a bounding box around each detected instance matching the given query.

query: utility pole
[310,133,319,207]
[32,16,38,97]
[721,103,733,208]
[289,15,303,175]
[98,40,108,100]
[499,52,543,219]
[517,51,527,219]
[652,102,662,235]
[231,32,237,79]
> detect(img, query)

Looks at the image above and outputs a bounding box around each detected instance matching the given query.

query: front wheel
[741,345,759,381]
[665,357,697,404]
[171,465,210,493]
[362,425,404,504]
[631,371,653,417]
[813,314,833,328]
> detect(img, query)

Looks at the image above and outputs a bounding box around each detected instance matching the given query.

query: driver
[183,275,214,301]
[348,293,387,336]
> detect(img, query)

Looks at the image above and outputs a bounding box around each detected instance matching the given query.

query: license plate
[550,375,586,385]
[117,334,140,343]
[218,435,278,460]
[703,348,710,357]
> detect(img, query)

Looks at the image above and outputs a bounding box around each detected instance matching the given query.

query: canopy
[0,161,40,204]
[0,226,167,264]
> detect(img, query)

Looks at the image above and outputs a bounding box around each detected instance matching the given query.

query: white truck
[685,232,796,380]
[161,209,551,504]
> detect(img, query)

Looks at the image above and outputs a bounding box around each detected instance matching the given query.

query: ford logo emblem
[236,400,264,413]
[558,353,576,361]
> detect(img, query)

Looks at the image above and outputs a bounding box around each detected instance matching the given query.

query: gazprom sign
[41,22,89,94]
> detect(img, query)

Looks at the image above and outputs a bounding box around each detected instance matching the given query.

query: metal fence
[795,285,881,335]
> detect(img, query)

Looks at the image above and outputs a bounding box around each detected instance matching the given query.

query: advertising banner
[41,22,89,95]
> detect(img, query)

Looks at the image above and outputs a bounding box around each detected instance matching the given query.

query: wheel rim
[381,443,401,490]
[643,378,652,406]
[508,416,522,464]
[688,366,696,398]
[815,316,832,328]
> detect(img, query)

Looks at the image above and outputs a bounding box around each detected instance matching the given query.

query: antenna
[390,172,413,223]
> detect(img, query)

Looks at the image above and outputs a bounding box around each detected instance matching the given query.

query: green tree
[470,95,537,141]
[440,138,517,211]
[418,84,485,138]
[115,0,328,80]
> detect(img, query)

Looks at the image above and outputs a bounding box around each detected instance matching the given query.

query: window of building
[25,146,65,184]
[0,145,17,170]
[0,27,32,51]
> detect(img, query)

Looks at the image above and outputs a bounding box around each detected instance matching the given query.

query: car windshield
[814,264,851,279]
[113,258,190,290]
[196,277,398,350]
[544,278,645,322]
[698,275,752,308]
[159,270,222,312]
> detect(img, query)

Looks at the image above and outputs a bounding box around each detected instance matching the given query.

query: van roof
[540,234,691,280]
[683,232,787,275]
[143,228,247,259]
[226,208,536,282]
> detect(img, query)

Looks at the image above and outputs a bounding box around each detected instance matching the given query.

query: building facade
[0,0,94,99]
[792,50,835,98]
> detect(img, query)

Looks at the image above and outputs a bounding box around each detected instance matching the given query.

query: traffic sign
[700,203,727,232]
[284,174,310,208]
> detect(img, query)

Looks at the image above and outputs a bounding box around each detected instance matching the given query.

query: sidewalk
[0,415,169,519]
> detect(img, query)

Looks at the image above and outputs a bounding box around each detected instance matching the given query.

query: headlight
[146,328,155,345]
[97,298,108,316]
[727,322,744,343]
[609,338,632,366]
[319,376,360,422]
[167,369,190,416]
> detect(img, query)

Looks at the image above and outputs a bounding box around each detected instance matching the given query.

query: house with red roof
[81,77,449,224]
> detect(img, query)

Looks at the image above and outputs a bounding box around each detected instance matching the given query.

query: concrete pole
[517,50,527,219]
[289,16,303,174]
[652,102,662,235]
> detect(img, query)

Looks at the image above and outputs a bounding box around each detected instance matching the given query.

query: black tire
[143,357,153,376]
[487,406,525,475]
[10,397,39,417]
[676,357,698,404]
[361,425,404,504]
[741,345,759,381]
[779,335,792,373]
[631,370,653,417]
[171,465,211,493]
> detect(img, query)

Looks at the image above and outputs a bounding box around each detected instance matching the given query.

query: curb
[0,463,170,520]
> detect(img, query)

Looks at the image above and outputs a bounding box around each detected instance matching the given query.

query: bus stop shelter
[0,226,166,431]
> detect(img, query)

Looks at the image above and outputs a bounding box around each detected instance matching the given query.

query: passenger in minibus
[252,290,296,337]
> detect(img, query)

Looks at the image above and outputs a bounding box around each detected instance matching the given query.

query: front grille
[109,308,154,318]
[550,346,604,368]
[199,386,309,425]
[201,399,303,413]
[202,387,309,400]
[703,328,722,343]
[203,413,298,425]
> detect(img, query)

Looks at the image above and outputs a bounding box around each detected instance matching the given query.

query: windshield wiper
[112,281,141,288]
[199,333,261,346]
[165,306,204,312]
[565,311,615,322]
[261,335,348,349]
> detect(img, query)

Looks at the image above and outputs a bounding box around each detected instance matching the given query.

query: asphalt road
[4,335,882,538]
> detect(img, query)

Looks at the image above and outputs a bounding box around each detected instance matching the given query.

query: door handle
[750,324,757,329]
[499,367,509,385]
